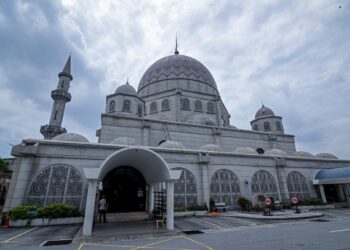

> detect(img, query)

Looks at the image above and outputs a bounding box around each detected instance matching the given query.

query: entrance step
[106,212,149,222]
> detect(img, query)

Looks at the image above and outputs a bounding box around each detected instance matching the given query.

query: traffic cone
[3,217,9,228]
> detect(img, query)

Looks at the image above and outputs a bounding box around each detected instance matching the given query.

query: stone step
[106,212,149,222]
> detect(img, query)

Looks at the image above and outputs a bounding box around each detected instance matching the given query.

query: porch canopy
[313,167,350,185]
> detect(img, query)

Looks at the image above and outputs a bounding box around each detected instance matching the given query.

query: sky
[0,0,349,159]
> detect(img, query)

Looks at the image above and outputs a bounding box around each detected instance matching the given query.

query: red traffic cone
[3,217,9,228]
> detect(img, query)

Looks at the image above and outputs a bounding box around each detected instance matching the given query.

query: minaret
[40,55,73,139]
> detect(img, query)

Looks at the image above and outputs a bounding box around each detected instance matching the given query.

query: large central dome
[138,54,219,97]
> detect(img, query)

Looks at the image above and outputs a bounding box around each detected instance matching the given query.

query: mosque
[4,46,350,235]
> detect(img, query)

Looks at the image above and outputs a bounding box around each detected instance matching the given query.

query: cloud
[0,0,349,159]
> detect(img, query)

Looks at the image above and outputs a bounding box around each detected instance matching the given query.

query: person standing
[98,195,107,223]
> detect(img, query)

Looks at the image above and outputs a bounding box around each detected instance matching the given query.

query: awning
[313,167,350,185]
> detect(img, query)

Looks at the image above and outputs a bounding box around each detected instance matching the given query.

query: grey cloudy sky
[0,0,349,159]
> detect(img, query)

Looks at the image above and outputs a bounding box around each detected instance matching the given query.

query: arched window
[150,101,158,113]
[181,98,190,110]
[161,99,170,111]
[173,168,197,208]
[210,169,240,207]
[264,121,271,131]
[287,171,310,199]
[137,104,143,117]
[194,100,202,112]
[122,100,131,112]
[276,121,282,131]
[253,124,259,131]
[207,102,215,113]
[27,164,84,209]
[109,100,115,112]
[251,170,278,200]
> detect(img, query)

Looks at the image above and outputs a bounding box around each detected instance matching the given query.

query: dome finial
[126,76,129,85]
[262,100,264,107]
[175,34,179,55]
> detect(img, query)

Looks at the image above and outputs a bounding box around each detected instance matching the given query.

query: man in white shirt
[98,195,107,223]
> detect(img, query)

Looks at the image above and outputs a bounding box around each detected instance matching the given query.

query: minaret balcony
[51,89,71,102]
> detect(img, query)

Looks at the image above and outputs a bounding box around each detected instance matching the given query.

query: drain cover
[42,239,72,246]
[182,230,204,235]
[311,219,330,222]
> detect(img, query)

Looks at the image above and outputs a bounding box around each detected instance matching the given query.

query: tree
[0,158,9,171]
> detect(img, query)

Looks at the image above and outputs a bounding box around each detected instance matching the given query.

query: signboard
[264,197,272,206]
[291,196,299,205]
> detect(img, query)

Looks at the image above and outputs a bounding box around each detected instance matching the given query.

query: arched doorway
[102,166,146,212]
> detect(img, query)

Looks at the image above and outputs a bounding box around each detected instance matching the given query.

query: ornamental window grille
[150,101,158,113]
[251,170,278,200]
[173,167,197,208]
[287,171,310,199]
[109,100,115,112]
[264,121,271,131]
[123,100,131,112]
[137,104,143,117]
[210,169,241,207]
[276,121,282,131]
[161,99,170,111]
[27,164,84,209]
[253,124,259,131]
[181,98,190,110]
[207,102,215,113]
[194,100,202,112]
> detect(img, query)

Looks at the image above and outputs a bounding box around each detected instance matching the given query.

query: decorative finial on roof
[175,34,179,55]
[126,77,129,85]
[261,100,264,107]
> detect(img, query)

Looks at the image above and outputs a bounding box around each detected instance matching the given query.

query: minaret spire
[40,55,73,139]
[175,34,179,55]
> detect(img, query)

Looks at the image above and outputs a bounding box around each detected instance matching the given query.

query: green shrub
[237,196,251,212]
[40,203,81,219]
[187,205,207,211]
[8,203,81,220]
[8,204,41,220]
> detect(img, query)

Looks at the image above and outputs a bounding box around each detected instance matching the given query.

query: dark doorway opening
[324,184,340,203]
[102,166,146,212]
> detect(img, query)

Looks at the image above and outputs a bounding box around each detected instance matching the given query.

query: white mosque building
[4,47,350,236]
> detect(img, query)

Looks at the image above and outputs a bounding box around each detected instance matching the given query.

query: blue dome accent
[315,167,350,180]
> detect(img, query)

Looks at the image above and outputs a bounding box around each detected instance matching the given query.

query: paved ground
[0,208,350,249]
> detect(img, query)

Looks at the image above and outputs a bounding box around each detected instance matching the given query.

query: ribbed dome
[199,144,222,152]
[158,140,185,149]
[255,105,275,119]
[115,82,137,95]
[53,133,89,143]
[234,147,258,155]
[138,54,219,97]
[110,137,138,146]
[265,148,288,156]
[293,151,314,157]
[315,153,338,159]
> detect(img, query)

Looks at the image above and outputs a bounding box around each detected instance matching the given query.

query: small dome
[255,105,275,118]
[199,144,222,152]
[315,153,338,159]
[293,151,314,157]
[187,114,216,126]
[234,147,258,155]
[158,140,185,149]
[115,82,137,95]
[53,133,89,143]
[110,137,138,146]
[265,148,288,156]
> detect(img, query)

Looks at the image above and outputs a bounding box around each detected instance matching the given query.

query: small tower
[40,55,73,139]
[250,104,284,134]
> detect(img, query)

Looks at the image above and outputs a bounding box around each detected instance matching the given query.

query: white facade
[4,50,350,235]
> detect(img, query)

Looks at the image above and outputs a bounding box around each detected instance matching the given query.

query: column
[148,184,154,216]
[319,184,327,204]
[166,180,174,230]
[201,163,210,211]
[83,180,97,236]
